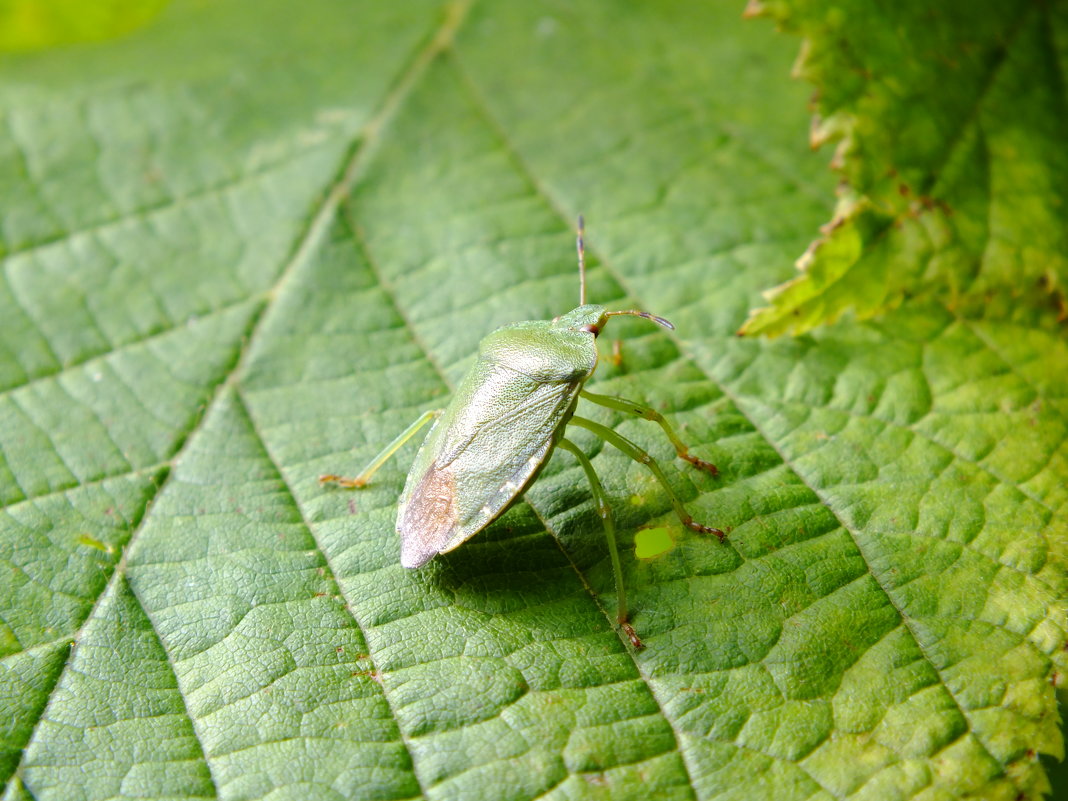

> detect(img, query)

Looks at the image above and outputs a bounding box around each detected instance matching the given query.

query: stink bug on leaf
[322,218,724,648]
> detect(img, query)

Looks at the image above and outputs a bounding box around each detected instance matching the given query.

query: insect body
[322,218,723,647]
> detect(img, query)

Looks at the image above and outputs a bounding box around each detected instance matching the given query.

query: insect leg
[320,409,442,488]
[579,390,718,475]
[568,415,725,541]
[557,437,642,650]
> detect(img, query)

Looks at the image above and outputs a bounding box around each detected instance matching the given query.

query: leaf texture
[1,2,1064,800]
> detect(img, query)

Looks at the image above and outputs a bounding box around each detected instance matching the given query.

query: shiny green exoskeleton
[323,218,723,648]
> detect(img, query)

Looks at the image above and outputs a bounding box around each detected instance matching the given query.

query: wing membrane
[398,360,579,566]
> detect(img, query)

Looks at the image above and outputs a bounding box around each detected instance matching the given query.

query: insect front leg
[320,409,442,489]
[580,390,719,475]
[557,438,642,650]
[568,415,725,541]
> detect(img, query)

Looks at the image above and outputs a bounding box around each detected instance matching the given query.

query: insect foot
[680,452,719,476]
[319,474,368,489]
[620,621,644,650]
[683,517,726,542]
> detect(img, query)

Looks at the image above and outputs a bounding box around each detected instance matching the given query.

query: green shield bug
[322,218,724,648]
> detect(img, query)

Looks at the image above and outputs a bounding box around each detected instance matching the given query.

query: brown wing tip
[400,539,438,569]
[398,463,458,569]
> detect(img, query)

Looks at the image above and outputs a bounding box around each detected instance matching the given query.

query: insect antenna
[574,218,674,331]
[577,215,587,306]
[605,309,675,330]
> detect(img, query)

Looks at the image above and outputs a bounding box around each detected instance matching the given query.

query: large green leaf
[1,2,1065,800]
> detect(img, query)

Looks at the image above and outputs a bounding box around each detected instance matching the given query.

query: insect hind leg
[320,409,442,489]
[580,390,718,475]
[568,415,725,541]
[557,437,642,649]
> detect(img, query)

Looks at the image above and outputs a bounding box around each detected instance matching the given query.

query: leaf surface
[1,2,1064,800]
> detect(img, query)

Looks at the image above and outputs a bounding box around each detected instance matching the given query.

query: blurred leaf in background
[0,0,170,52]
[740,0,1068,337]
[0,1,1064,800]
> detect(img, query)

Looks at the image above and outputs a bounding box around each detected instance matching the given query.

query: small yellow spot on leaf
[76,533,111,553]
[634,526,675,560]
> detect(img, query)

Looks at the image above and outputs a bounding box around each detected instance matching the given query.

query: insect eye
[579,324,600,335]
